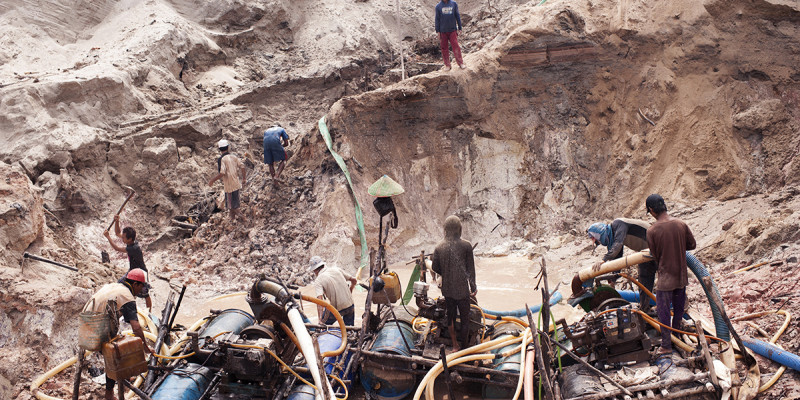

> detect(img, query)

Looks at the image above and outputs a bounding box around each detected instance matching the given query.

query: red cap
[127,268,147,283]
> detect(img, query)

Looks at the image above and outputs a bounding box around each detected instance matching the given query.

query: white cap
[218,139,229,149]
[308,256,325,272]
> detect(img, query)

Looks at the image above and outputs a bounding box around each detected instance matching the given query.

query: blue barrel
[361,321,417,400]
[286,384,316,400]
[151,363,213,400]
[198,309,255,343]
[483,334,522,398]
[319,330,355,380]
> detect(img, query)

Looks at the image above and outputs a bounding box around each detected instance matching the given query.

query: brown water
[172,255,583,328]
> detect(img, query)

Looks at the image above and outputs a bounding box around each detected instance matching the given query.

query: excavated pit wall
[311,0,800,260]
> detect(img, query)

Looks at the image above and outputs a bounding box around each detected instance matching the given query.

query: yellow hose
[511,329,532,400]
[731,309,791,392]
[30,351,90,400]
[619,273,656,302]
[137,309,158,336]
[470,304,488,340]
[414,334,521,400]
[210,291,248,301]
[329,373,349,400]
[483,313,529,327]
[167,317,208,355]
[425,354,496,400]
[411,316,429,333]
[727,261,770,276]
[299,294,346,357]
[32,315,206,400]
[230,343,316,388]
[280,322,302,351]
[151,352,196,360]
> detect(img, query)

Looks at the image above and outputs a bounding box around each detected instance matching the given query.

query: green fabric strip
[318,116,369,278]
[402,263,421,305]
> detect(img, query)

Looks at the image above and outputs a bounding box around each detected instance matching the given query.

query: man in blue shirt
[263,123,290,184]
[435,0,464,71]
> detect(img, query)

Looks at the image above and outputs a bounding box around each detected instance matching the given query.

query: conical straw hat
[368,175,405,197]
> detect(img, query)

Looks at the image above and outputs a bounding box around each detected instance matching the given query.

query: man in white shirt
[309,256,357,325]
[208,139,246,220]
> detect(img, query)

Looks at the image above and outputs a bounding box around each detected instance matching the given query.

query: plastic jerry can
[102,335,147,381]
[372,271,402,304]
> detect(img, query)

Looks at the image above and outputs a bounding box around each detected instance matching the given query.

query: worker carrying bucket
[77,269,153,400]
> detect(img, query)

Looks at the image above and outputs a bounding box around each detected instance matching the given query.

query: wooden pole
[72,348,84,400]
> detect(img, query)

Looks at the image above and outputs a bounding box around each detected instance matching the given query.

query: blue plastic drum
[151,363,213,400]
[361,321,417,400]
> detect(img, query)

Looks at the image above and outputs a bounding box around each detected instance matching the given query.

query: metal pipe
[440,346,456,400]
[22,252,78,271]
[144,293,175,391]
[166,285,186,334]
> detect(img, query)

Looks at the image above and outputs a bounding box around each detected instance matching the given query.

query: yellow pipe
[329,373,349,400]
[483,314,529,327]
[137,309,158,336]
[414,334,521,400]
[424,354,496,400]
[619,273,656,302]
[731,309,792,392]
[299,294,347,357]
[578,251,652,281]
[30,351,90,400]
[280,322,302,351]
[727,261,770,276]
[33,316,206,400]
[230,343,317,388]
[511,329,532,400]
[210,291,247,301]
[167,317,208,355]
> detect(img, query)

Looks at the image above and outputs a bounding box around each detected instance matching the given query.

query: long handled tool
[23,252,78,272]
[106,186,136,232]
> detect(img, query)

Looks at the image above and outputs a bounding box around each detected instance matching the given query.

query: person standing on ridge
[308,256,358,326]
[432,215,476,351]
[645,194,696,355]
[263,123,290,185]
[104,216,153,312]
[84,269,153,400]
[435,0,464,71]
[208,139,246,220]
[587,218,657,312]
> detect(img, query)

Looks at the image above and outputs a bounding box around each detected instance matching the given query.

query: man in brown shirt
[645,194,696,354]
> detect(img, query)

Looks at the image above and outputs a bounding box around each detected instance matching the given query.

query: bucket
[287,384,316,400]
[372,272,402,304]
[102,336,147,381]
[78,311,113,351]
[361,320,417,400]
[482,335,522,398]
[151,363,214,400]
[198,309,255,344]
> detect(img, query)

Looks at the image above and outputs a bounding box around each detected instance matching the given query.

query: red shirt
[646,217,696,291]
